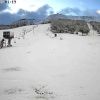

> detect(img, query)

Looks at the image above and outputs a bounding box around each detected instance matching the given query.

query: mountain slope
[0,24,100,100]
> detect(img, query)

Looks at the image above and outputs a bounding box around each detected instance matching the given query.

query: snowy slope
[0,24,100,100]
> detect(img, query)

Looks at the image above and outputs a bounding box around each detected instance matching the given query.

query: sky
[0,0,100,24]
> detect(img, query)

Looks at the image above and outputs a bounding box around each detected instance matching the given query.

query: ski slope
[0,24,100,100]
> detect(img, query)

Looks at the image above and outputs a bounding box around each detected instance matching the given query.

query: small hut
[3,31,14,47]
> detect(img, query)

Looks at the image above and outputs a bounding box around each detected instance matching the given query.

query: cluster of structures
[0,31,14,48]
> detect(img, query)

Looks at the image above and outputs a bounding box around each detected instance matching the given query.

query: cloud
[17,4,53,20]
[96,10,100,15]
[8,0,50,13]
[0,2,8,11]
[0,4,54,24]
[1,5,100,25]
[60,7,100,16]
[0,12,21,24]
[83,9,100,16]
[34,4,54,19]
[60,8,82,16]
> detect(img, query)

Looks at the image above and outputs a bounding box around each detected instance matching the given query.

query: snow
[0,24,100,100]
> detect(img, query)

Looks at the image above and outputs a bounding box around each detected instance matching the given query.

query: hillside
[46,14,100,22]
[0,24,100,100]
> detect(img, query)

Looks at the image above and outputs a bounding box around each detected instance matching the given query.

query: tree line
[50,19,90,35]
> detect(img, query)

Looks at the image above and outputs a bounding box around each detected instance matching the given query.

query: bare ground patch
[2,85,56,100]
[4,88,24,95]
[2,66,21,72]
[32,85,56,100]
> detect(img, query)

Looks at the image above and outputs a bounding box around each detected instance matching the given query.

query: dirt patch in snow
[32,85,56,100]
[4,88,24,95]
[2,67,21,72]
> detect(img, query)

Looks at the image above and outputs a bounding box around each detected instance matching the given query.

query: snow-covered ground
[0,24,100,100]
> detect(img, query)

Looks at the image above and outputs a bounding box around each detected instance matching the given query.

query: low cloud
[0,2,8,11]
[83,9,99,16]
[60,8,82,16]
[96,10,100,15]
[0,12,20,24]
[0,4,53,24]
[1,5,100,24]
[60,7,100,16]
